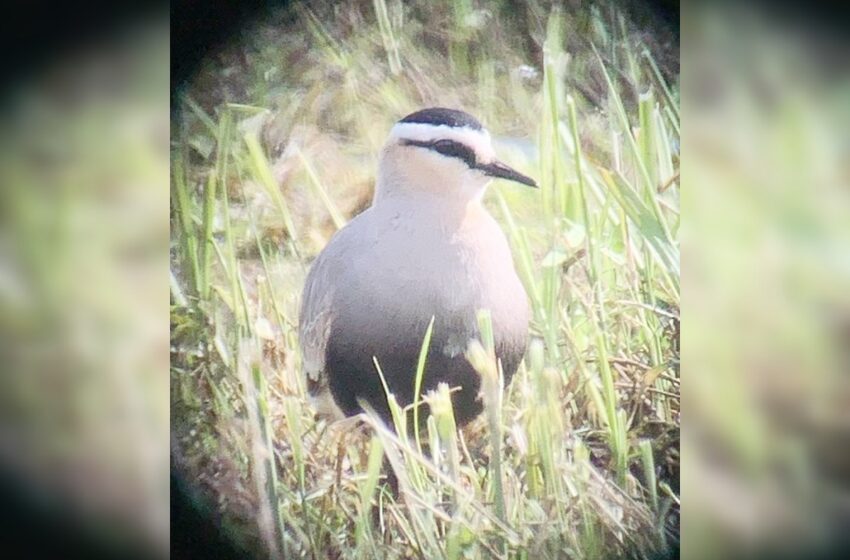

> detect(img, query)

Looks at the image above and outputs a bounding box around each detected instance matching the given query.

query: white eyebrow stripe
[388,122,496,162]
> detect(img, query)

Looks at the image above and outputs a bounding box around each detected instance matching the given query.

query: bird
[298,107,536,430]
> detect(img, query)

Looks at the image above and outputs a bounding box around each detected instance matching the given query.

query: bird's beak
[478,160,538,188]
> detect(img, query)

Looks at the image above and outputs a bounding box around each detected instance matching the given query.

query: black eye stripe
[432,140,476,164]
[401,139,477,168]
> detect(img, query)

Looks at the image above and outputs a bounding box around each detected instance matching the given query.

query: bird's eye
[431,140,476,167]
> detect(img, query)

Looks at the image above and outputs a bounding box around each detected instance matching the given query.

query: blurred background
[0,9,169,560]
[0,1,846,559]
[683,3,850,558]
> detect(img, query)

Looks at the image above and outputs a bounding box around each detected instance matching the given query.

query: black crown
[398,107,483,131]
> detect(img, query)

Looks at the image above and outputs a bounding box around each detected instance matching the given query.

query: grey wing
[298,211,376,419]
[298,249,345,419]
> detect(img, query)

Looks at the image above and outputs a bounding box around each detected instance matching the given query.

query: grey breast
[298,207,529,426]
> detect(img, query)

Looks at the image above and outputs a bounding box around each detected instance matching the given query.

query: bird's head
[375,107,536,204]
